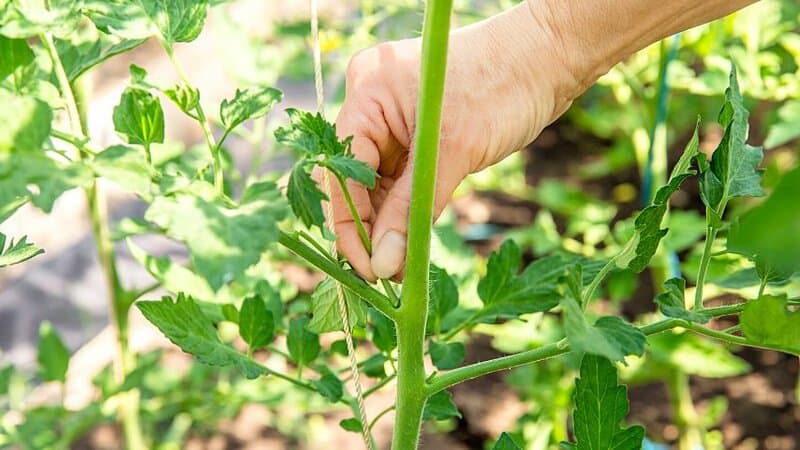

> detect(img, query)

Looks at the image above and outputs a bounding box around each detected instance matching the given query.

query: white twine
[310,1,373,448]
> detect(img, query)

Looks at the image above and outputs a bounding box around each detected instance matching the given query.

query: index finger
[327,113,381,281]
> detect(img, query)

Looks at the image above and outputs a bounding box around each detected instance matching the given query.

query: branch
[278,231,396,320]
[425,310,778,396]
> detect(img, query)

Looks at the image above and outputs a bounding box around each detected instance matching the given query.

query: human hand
[327,3,577,281]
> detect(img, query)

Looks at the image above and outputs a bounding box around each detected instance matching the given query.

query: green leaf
[339,418,363,433]
[477,239,521,304]
[476,240,604,321]
[655,278,710,323]
[56,35,145,82]
[222,304,239,323]
[145,180,287,290]
[277,109,377,229]
[0,35,33,80]
[493,433,523,450]
[37,322,70,383]
[422,390,461,421]
[0,152,91,213]
[286,162,327,229]
[307,277,367,334]
[740,295,800,354]
[699,66,764,212]
[127,239,233,303]
[662,210,706,252]
[165,83,200,116]
[330,339,349,356]
[0,0,81,38]
[0,232,44,267]
[371,308,397,353]
[156,0,208,43]
[239,295,275,352]
[0,365,13,396]
[764,100,800,149]
[429,341,465,370]
[639,332,750,379]
[562,267,646,363]
[428,264,458,335]
[728,166,800,274]
[113,87,164,148]
[255,280,284,331]
[0,91,53,153]
[287,317,320,366]
[311,370,344,403]
[92,145,153,198]
[361,354,387,378]
[321,154,377,189]
[275,108,348,156]
[85,0,208,43]
[566,354,644,450]
[616,123,699,272]
[220,87,282,133]
[137,294,266,379]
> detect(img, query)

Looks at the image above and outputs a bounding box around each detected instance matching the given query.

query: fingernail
[371,231,406,279]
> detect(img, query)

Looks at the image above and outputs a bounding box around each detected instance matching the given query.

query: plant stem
[278,231,396,319]
[440,309,482,341]
[427,339,569,395]
[364,373,396,398]
[297,230,336,262]
[582,257,616,309]
[42,33,146,450]
[40,34,81,137]
[332,172,400,305]
[681,321,796,353]
[667,369,703,450]
[369,405,395,432]
[428,301,790,398]
[392,0,453,448]
[161,42,224,193]
[50,129,99,155]
[334,173,372,253]
[693,223,718,310]
[381,279,400,305]
[258,362,315,391]
[428,319,685,395]
[757,274,768,298]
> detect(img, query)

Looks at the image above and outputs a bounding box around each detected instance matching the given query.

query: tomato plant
[1,1,798,449]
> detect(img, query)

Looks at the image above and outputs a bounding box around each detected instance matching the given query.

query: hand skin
[330,0,758,282]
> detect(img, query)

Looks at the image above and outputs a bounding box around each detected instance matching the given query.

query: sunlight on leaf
[740,295,800,354]
[0,232,44,268]
[307,277,367,334]
[137,294,266,379]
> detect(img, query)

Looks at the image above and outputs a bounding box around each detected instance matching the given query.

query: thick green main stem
[392,2,453,449]
[42,33,145,449]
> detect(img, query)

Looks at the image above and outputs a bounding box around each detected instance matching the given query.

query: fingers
[370,155,466,279]
[326,133,381,282]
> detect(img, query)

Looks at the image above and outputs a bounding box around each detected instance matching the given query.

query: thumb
[370,169,413,279]
[370,158,465,279]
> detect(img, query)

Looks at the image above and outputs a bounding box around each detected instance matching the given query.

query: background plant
[1,1,799,449]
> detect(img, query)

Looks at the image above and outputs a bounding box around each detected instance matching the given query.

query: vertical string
[310,2,373,448]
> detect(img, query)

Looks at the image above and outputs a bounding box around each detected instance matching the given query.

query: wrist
[450,3,574,152]
[524,0,759,104]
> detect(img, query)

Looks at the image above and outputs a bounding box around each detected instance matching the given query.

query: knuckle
[346,46,376,82]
